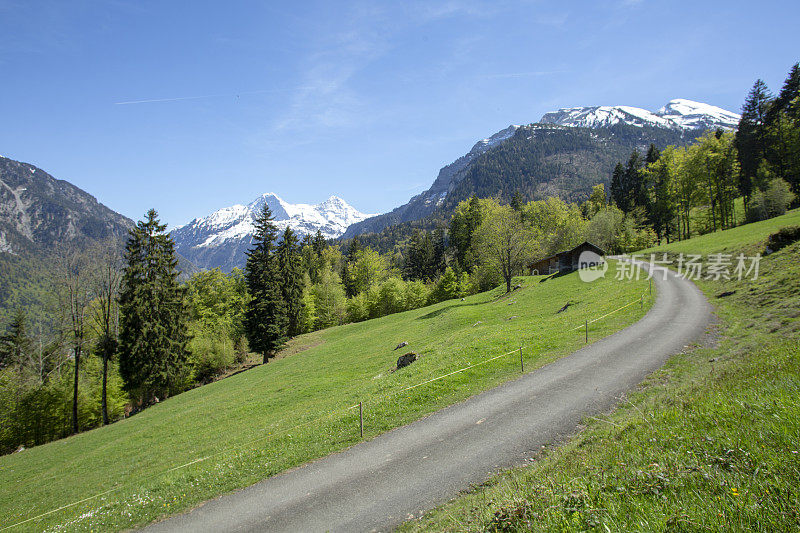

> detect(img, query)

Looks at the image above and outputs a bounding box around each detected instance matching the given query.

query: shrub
[748,178,795,222]
[189,335,236,384]
[765,226,800,253]
[404,279,430,310]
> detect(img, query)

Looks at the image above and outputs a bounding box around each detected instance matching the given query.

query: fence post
[519,345,524,373]
[585,319,588,343]
[359,401,363,438]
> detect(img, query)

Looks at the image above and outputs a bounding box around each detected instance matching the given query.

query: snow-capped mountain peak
[171,193,376,270]
[540,99,740,131]
[655,99,741,130]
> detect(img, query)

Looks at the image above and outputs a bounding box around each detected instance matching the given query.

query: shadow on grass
[415,300,488,320]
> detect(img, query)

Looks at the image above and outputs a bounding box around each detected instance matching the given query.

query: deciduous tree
[472,202,536,293]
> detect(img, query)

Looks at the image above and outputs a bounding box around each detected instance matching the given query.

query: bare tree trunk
[72,347,80,433]
[56,245,93,436]
[91,239,123,426]
[101,353,109,425]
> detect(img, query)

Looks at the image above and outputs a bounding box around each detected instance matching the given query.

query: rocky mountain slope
[172,193,374,271]
[342,99,739,239]
[0,155,199,325]
[0,155,135,324]
[0,155,132,256]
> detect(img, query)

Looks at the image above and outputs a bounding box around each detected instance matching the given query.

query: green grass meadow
[401,208,800,532]
[0,261,650,532]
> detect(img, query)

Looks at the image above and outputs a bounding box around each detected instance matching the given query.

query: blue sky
[1,0,798,227]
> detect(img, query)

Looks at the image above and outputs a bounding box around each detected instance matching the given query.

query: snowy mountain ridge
[171,193,374,270]
[342,98,738,239]
[540,98,740,131]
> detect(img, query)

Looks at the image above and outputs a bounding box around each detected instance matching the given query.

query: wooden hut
[528,241,605,275]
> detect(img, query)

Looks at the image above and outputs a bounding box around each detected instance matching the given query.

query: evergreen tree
[346,236,362,261]
[764,64,800,195]
[510,191,524,212]
[736,79,774,204]
[404,231,429,281]
[118,209,189,405]
[626,150,648,210]
[770,63,800,120]
[645,143,660,164]
[611,152,646,213]
[244,204,286,362]
[431,228,446,276]
[405,230,445,281]
[312,230,327,256]
[342,236,362,298]
[276,227,304,337]
[610,162,626,211]
[0,309,30,370]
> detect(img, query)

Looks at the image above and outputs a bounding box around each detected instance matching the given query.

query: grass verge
[401,208,800,532]
[0,261,649,532]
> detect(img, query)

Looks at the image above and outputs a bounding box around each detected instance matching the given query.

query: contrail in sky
[485,69,568,79]
[114,89,278,105]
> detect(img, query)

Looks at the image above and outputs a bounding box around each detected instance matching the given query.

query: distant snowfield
[540,98,740,131]
[172,193,376,250]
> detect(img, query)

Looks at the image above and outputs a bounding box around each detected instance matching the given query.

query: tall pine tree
[0,309,30,370]
[766,63,800,197]
[244,203,286,362]
[645,143,660,165]
[342,236,362,298]
[736,79,774,204]
[769,63,800,121]
[610,162,627,211]
[626,150,648,210]
[118,209,189,405]
[276,227,304,337]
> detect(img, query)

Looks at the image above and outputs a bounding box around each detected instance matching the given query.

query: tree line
[610,63,799,243]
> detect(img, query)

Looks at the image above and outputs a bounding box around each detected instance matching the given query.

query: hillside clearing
[0,261,649,532]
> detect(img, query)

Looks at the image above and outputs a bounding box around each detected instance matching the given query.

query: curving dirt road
[144,261,711,532]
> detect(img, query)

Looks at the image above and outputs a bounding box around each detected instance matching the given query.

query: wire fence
[2,280,655,532]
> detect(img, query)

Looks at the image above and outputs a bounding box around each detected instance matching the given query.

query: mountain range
[171,194,373,271]
[540,98,740,131]
[342,99,740,240]
[0,98,741,281]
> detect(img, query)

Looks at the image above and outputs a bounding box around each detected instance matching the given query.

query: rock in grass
[396,352,418,370]
[394,341,409,350]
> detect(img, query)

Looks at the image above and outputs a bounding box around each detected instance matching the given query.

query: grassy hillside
[402,208,800,532]
[0,261,650,532]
